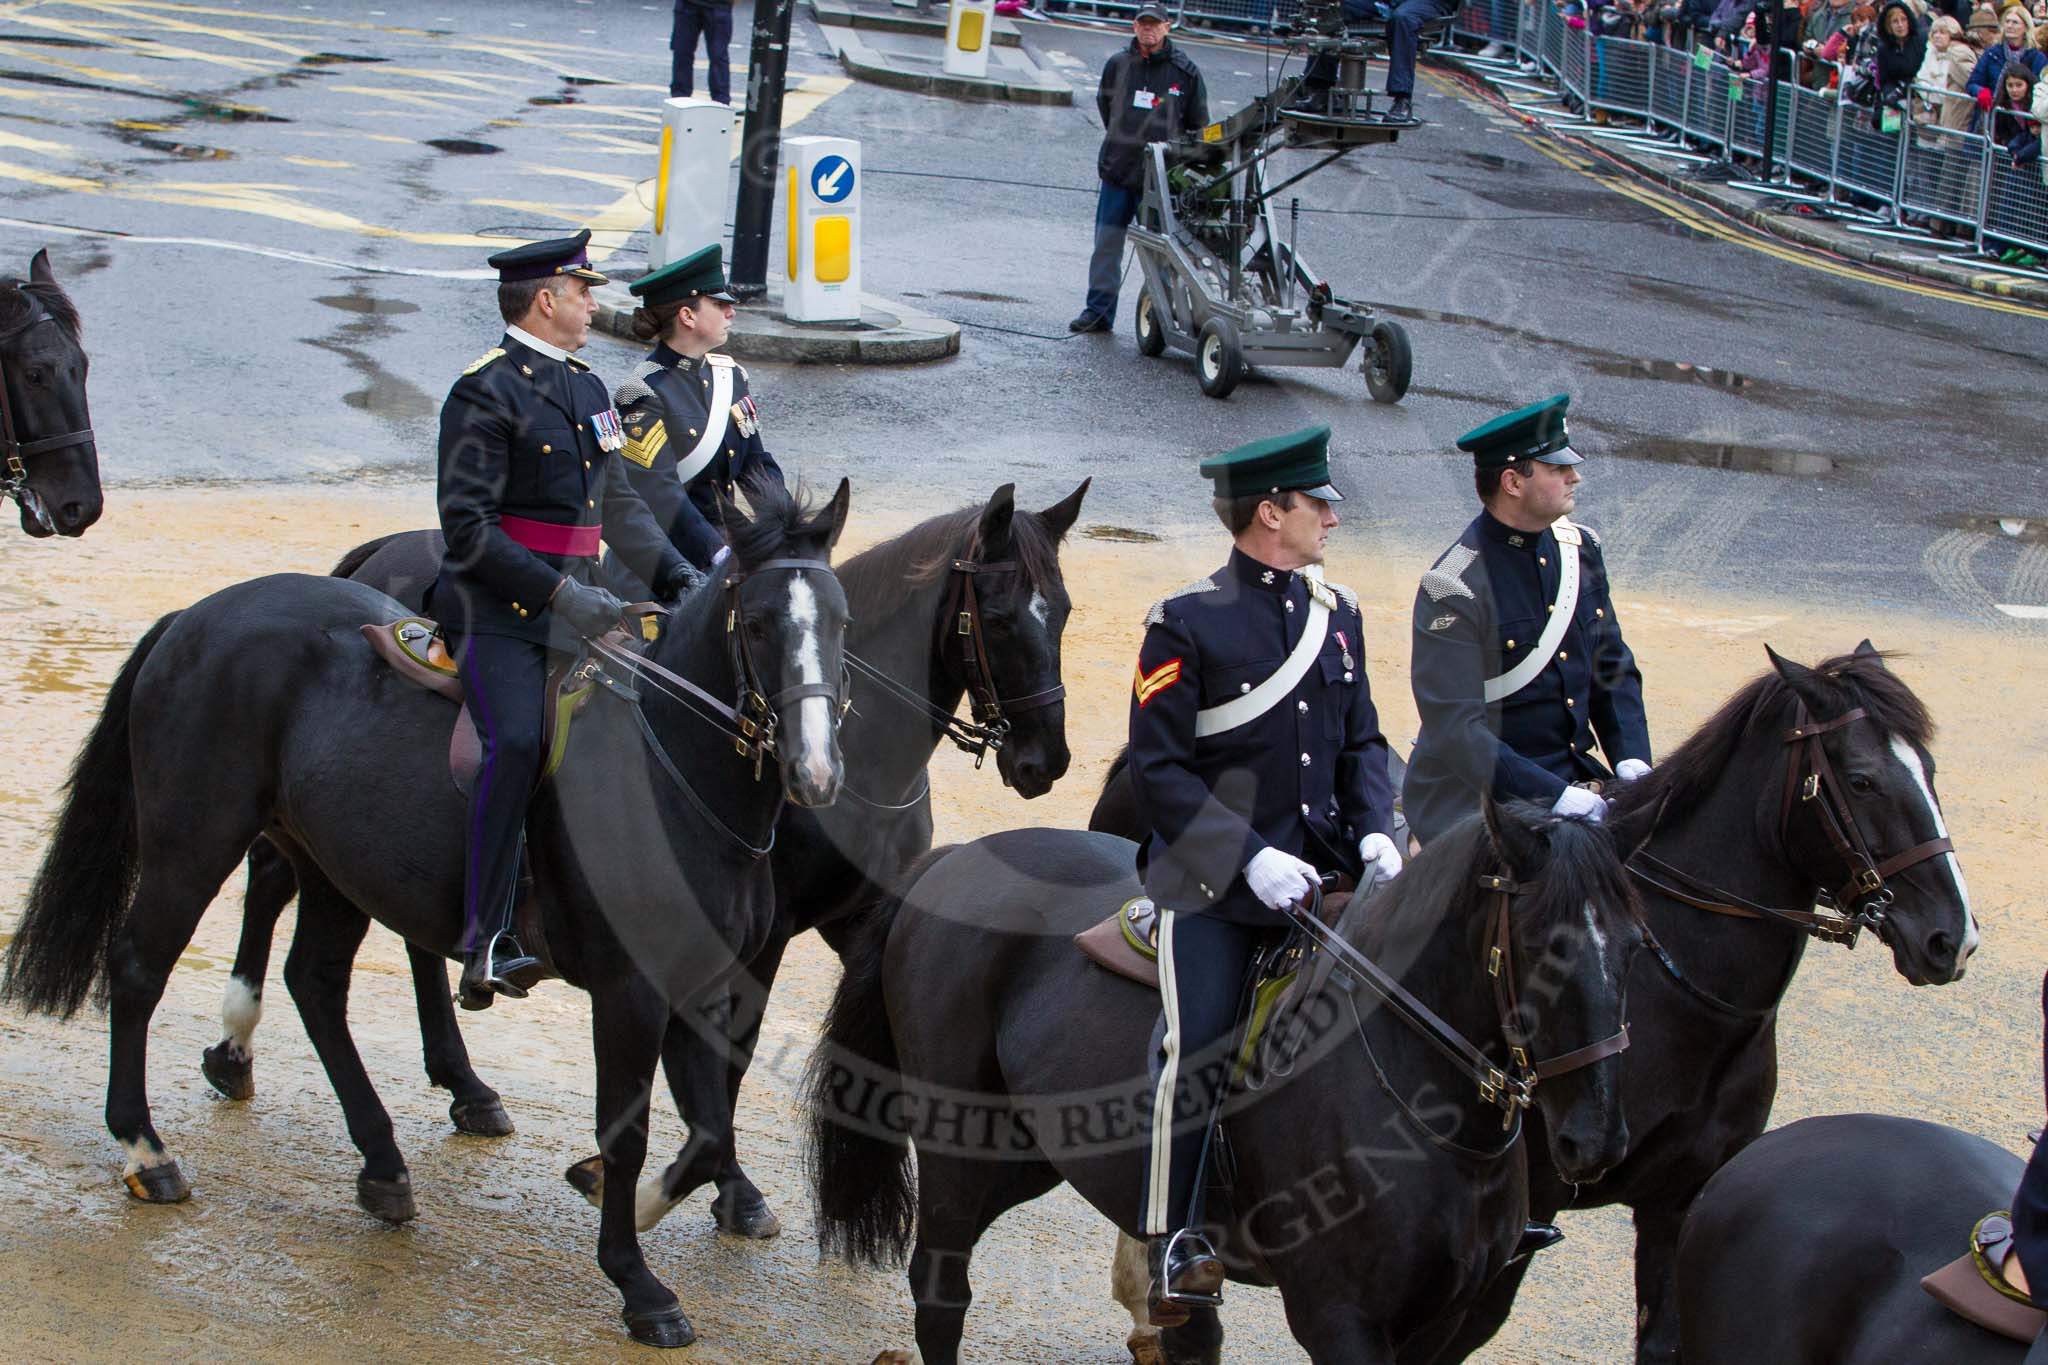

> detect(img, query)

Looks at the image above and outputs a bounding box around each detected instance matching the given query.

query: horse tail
[804,846,955,1266]
[1,612,176,1018]
[328,531,403,580]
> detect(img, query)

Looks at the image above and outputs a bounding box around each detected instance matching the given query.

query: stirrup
[1149,1228,1225,1316]
[459,931,542,1010]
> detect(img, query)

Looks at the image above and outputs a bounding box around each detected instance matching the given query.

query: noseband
[1629,699,1956,947]
[0,308,95,515]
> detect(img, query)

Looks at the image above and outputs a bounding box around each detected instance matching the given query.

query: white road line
[1994,603,2048,619]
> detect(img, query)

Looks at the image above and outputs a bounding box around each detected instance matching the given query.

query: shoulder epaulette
[706,353,736,369]
[1143,577,1218,628]
[612,358,663,410]
[461,347,504,377]
[1420,543,1478,603]
[1330,580,1360,614]
[1553,516,1601,548]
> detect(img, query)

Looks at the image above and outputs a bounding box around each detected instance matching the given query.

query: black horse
[1090,643,1975,1364]
[1676,1113,2030,1364]
[198,482,1088,1238]
[0,249,101,537]
[1,480,851,1348]
[807,802,1647,1364]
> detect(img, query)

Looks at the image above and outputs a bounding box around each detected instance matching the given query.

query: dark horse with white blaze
[807,801,1648,1364]
[0,249,101,537]
[0,481,851,1348]
[1090,643,1975,1365]
[1675,1113,2033,1364]
[198,481,1087,1237]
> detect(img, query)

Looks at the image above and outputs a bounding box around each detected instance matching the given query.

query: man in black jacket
[1071,4,1207,334]
[432,230,696,1008]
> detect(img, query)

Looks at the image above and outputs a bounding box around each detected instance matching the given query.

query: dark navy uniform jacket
[431,331,684,645]
[2012,970,2048,1298]
[611,342,785,571]
[1129,548,1397,926]
[1403,510,1649,844]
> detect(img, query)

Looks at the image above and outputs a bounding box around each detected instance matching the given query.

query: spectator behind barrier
[1991,63,2042,161]
[1804,0,1860,84]
[1874,0,1929,119]
[1916,14,1982,126]
[1818,4,1882,99]
[1968,4,2003,47]
[1966,5,2048,126]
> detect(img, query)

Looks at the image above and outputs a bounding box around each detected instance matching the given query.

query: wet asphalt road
[2,0,2043,621]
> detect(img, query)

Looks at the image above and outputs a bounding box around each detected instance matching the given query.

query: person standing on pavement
[1402,395,1652,847]
[431,230,698,1009]
[1070,4,1207,335]
[610,243,787,582]
[671,0,735,105]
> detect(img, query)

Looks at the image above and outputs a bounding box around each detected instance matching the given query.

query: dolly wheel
[1363,320,1413,403]
[1197,317,1245,399]
[1135,292,1167,358]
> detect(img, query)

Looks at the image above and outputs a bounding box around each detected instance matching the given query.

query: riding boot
[1508,1220,1566,1265]
[1146,1227,1225,1326]
[457,928,543,1011]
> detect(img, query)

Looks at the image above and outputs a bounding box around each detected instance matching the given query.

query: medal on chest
[1333,629,1356,672]
[590,407,625,452]
[731,394,758,440]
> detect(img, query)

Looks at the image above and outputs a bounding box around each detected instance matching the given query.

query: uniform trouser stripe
[1145,908,1180,1237]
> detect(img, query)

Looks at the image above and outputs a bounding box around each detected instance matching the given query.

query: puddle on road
[297,52,389,66]
[1084,525,1164,543]
[106,122,231,159]
[560,76,618,87]
[528,92,581,107]
[423,138,502,156]
[177,96,287,123]
[0,33,108,48]
[1589,357,1760,392]
[342,380,436,423]
[315,295,420,316]
[1605,436,1837,476]
[939,289,1028,304]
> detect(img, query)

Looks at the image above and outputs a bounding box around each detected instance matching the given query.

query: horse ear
[1607,792,1663,866]
[1037,478,1090,542]
[978,483,1016,550]
[1766,643,1834,713]
[1480,794,1544,879]
[28,248,52,285]
[1853,639,1885,666]
[819,477,851,553]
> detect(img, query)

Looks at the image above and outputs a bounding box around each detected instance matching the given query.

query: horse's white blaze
[787,578,835,791]
[1583,903,1611,980]
[1028,589,1049,627]
[221,973,261,1054]
[1886,735,1976,958]
[121,1136,170,1176]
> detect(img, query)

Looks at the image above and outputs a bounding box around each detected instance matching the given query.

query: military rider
[1403,394,1651,848]
[1127,424,1401,1323]
[609,244,787,582]
[432,229,698,1009]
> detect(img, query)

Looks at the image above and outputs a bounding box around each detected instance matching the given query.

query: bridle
[842,526,1066,770]
[0,306,95,521]
[1627,699,1956,949]
[1287,873,1631,1139]
[583,557,847,856]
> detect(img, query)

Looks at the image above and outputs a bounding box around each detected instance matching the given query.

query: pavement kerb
[1441,54,2048,309]
[590,281,961,365]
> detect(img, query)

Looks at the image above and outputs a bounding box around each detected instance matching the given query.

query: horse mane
[0,277,80,344]
[724,473,837,570]
[836,501,1065,628]
[1609,649,1933,825]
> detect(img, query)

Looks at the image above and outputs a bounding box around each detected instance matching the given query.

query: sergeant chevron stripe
[1134,657,1182,706]
[622,418,668,469]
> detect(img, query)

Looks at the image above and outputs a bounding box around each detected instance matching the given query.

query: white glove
[1615,758,1652,782]
[1359,832,1403,881]
[1245,847,1319,912]
[711,545,732,569]
[1552,785,1609,822]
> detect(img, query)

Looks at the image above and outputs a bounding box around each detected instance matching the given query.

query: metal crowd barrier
[1442,0,2048,265]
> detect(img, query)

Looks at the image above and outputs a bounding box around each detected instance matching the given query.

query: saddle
[361,617,613,795]
[1921,1211,2048,1343]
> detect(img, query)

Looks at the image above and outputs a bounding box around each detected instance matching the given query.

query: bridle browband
[0,307,95,519]
[1627,698,1956,950]
[842,524,1066,769]
[1287,873,1631,1131]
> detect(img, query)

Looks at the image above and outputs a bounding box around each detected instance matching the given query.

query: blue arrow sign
[810,154,854,204]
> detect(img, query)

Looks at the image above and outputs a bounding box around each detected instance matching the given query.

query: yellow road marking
[283,155,349,168]
[1510,131,2048,318]
[57,1,433,38]
[0,128,69,155]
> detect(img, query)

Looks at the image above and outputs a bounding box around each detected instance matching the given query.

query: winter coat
[1965,38,2048,130]
[1992,66,2042,161]
[1917,38,1981,127]
[1874,0,1929,105]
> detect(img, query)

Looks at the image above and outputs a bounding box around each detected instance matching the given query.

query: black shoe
[1389,95,1414,121]
[1508,1220,1565,1265]
[457,930,543,1011]
[1068,311,1110,333]
[1286,86,1332,114]
[1146,1229,1225,1326]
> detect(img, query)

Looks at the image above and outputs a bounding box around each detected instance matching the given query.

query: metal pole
[731,0,798,300]
[1759,0,1789,181]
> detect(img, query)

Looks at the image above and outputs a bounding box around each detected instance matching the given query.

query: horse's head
[1764,642,1975,985]
[0,250,98,538]
[962,479,1087,799]
[1480,795,1645,1185]
[716,476,852,809]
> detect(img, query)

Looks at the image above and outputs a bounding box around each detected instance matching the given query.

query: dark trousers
[1143,911,1269,1237]
[1084,181,1142,321]
[454,632,554,952]
[1385,0,1457,96]
[672,0,735,104]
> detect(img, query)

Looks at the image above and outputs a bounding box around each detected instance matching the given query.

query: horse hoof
[356,1171,417,1224]
[623,1304,695,1348]
[448,1096,514,1137]
[200,1043,254,1101]
[564,1155,604,1208]
[123,1160,191,1204]
[712,1189,781,1240]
